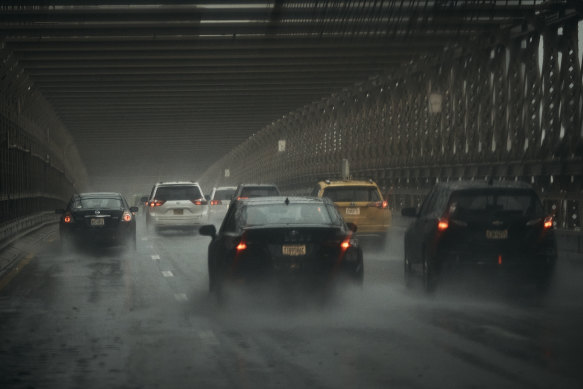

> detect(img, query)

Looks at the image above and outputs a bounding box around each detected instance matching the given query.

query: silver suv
[146,181,207,232]
[206,186,237,227]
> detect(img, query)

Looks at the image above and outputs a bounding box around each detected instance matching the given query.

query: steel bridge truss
[201,14,583,230]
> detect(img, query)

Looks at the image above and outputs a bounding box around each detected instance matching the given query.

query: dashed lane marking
[151,254,160,260]
[199,330,220,345]
[161,271,174,277]
[174,293,188,302]
[0,253,34,291]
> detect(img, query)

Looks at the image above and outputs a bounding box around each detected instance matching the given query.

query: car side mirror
[346,222,357,233]
[401,207,418,217]
[199,224,217,239]
[55,209,65,214]
[130,206,139,213]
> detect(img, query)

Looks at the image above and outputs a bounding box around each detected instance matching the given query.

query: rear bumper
[435,250,556,280]
[149,214,205,227]
[61,225,134,245]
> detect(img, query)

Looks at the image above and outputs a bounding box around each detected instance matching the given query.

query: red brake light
[122,211,132,222]
[210,200,221,206]
[236,242,247,251]
[341,239,351,250]
[437,219,449,231]
[150,200,165,207]
[64,215,72,223]
[192,199,207,206]
[237,196,248,200]
[543,216,553,229]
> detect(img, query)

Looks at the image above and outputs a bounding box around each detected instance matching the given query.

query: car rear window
[323,186,381,202]
[214,188,236,200]
[239,186,279,198]
[448,189,543,221]
[75,197,122,209]
[239,203,334,226]
[154,185,202,201]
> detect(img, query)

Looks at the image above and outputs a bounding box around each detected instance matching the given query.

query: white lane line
[174,293,188,302]
[199,330,219,345]
[151,254,160,260]
[161,270,174,277]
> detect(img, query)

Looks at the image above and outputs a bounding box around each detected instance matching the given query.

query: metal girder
[2,0,569,201]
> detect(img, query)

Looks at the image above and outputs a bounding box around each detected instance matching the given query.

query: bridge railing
[0,41,88,243]
[200,13,582,232]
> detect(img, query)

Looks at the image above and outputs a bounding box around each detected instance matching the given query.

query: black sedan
[56,192,138,250]
[402,181,557,293]
[199,196,363,302]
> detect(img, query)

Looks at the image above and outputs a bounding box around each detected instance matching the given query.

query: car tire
[404,257,413,289]
[60,234,72,252]
[214,276,227,306]
[422,254,437,294]
[128,235,137,251]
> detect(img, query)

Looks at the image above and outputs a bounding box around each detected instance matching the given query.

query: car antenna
[285,197,290,206]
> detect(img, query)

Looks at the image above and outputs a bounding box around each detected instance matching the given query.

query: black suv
[402,181,557,293]
[232,183,280,200]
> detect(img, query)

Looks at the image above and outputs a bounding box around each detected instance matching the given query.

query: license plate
[346,207,360,215]
[173,209,183,215]
[90,218,104,226]
[486,229,508,239]
[282,244,306,256]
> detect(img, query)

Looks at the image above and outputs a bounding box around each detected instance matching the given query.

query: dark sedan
[402,181,557,293]
[56,192,138,250]
[199,196,363,303]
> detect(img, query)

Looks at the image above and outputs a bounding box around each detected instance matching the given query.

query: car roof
[214,186,237,190]
[237,196,330,205]
[76,192,122,198]
[155,181,200,186]
[318,179,379,187]
[437,180,534,191]
[237,183,278,187]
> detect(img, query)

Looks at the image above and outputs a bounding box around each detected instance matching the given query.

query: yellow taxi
[311,179,391,241]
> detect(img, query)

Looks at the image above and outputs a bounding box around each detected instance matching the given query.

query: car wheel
[214,276,227,306]
[404,257,413,289]
[60,234,72,252]
[128,235,137,251]
[422,255,437,294]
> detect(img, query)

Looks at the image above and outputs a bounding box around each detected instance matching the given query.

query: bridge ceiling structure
[0,0,560,190]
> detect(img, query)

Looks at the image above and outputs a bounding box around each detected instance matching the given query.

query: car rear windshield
[75,197,122,209]
[239,186,279,198]
[154,186,202,201]
[214,188,236,200]
[448,189,543,221]
[239,203,338,227]
[323,186,381,202]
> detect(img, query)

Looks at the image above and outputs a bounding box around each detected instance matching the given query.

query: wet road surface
[1,216,582,389]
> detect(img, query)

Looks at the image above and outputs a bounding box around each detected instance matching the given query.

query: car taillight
[236,242,247,251]
[64,214,72,223]
[122,211,132,222]
[149,200,165,207]
[192,199,208,206]
[543,216,553,229]
[341,239,351,250]
[377,200,388,208]
[210,200,221,206]
[437,219,449,231]
[237,196,248,200]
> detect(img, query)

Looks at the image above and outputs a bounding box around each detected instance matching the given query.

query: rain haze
[0,2,582,389]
